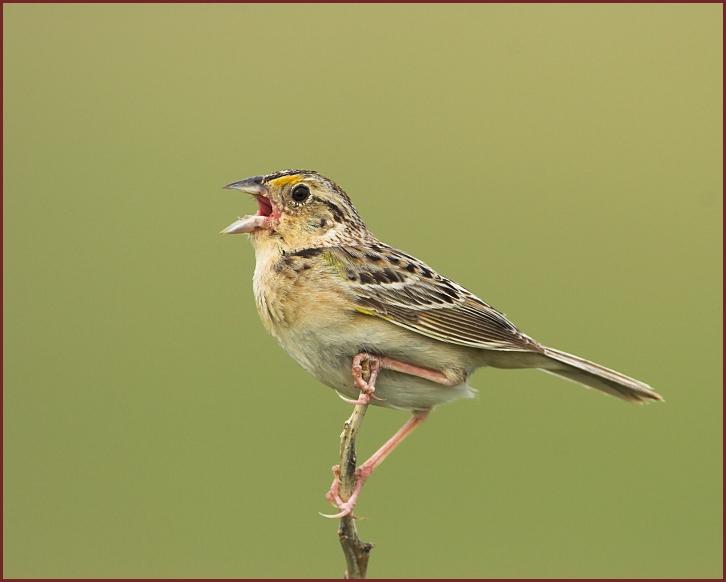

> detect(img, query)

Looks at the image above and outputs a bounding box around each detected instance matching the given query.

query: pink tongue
[220,215,266,234]
[258,198,273,216]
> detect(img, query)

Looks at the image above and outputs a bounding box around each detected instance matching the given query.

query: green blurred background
[4,4,722,578]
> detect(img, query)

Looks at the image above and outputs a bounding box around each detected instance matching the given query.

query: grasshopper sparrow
[221,169,661,517]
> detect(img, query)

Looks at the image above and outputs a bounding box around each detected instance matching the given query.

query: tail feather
[541,347,662,403]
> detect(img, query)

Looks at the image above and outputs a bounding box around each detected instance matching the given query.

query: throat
[252,242,286,331]
[252,239,284,276]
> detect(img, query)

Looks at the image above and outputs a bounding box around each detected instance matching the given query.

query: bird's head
[221,169,369,251]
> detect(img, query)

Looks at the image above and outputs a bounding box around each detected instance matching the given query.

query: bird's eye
[291,184,310,203]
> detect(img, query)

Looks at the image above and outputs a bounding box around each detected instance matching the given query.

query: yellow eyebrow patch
[267,174,302,187]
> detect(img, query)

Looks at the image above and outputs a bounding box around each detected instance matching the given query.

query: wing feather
[326,245,541,352]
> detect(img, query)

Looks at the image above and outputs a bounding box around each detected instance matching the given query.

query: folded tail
[541,347,662,403]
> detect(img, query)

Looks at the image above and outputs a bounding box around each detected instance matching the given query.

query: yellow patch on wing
[267,174,301,187]
[353,306,377,316]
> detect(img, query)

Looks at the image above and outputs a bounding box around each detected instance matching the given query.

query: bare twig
[335,364,374,578]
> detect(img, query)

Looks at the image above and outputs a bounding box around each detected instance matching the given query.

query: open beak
[220,177,276,234]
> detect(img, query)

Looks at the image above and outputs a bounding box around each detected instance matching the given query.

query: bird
[221,169,662,517]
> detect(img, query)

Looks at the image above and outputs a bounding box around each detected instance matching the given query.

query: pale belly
[272,311,481,411]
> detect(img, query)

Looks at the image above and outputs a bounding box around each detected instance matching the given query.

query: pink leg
[323,353,456,517]
[323,410,429,518]
[380,356,460,386]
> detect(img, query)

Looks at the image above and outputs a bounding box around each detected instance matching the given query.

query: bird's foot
[342,353,384,405]
[320,464,371,519]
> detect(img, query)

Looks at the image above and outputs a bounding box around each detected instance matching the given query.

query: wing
[323,244,542,352]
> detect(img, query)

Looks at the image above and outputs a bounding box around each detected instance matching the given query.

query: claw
[319,504,355,519]
[338,392,385,405]
[336,392,371,406]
